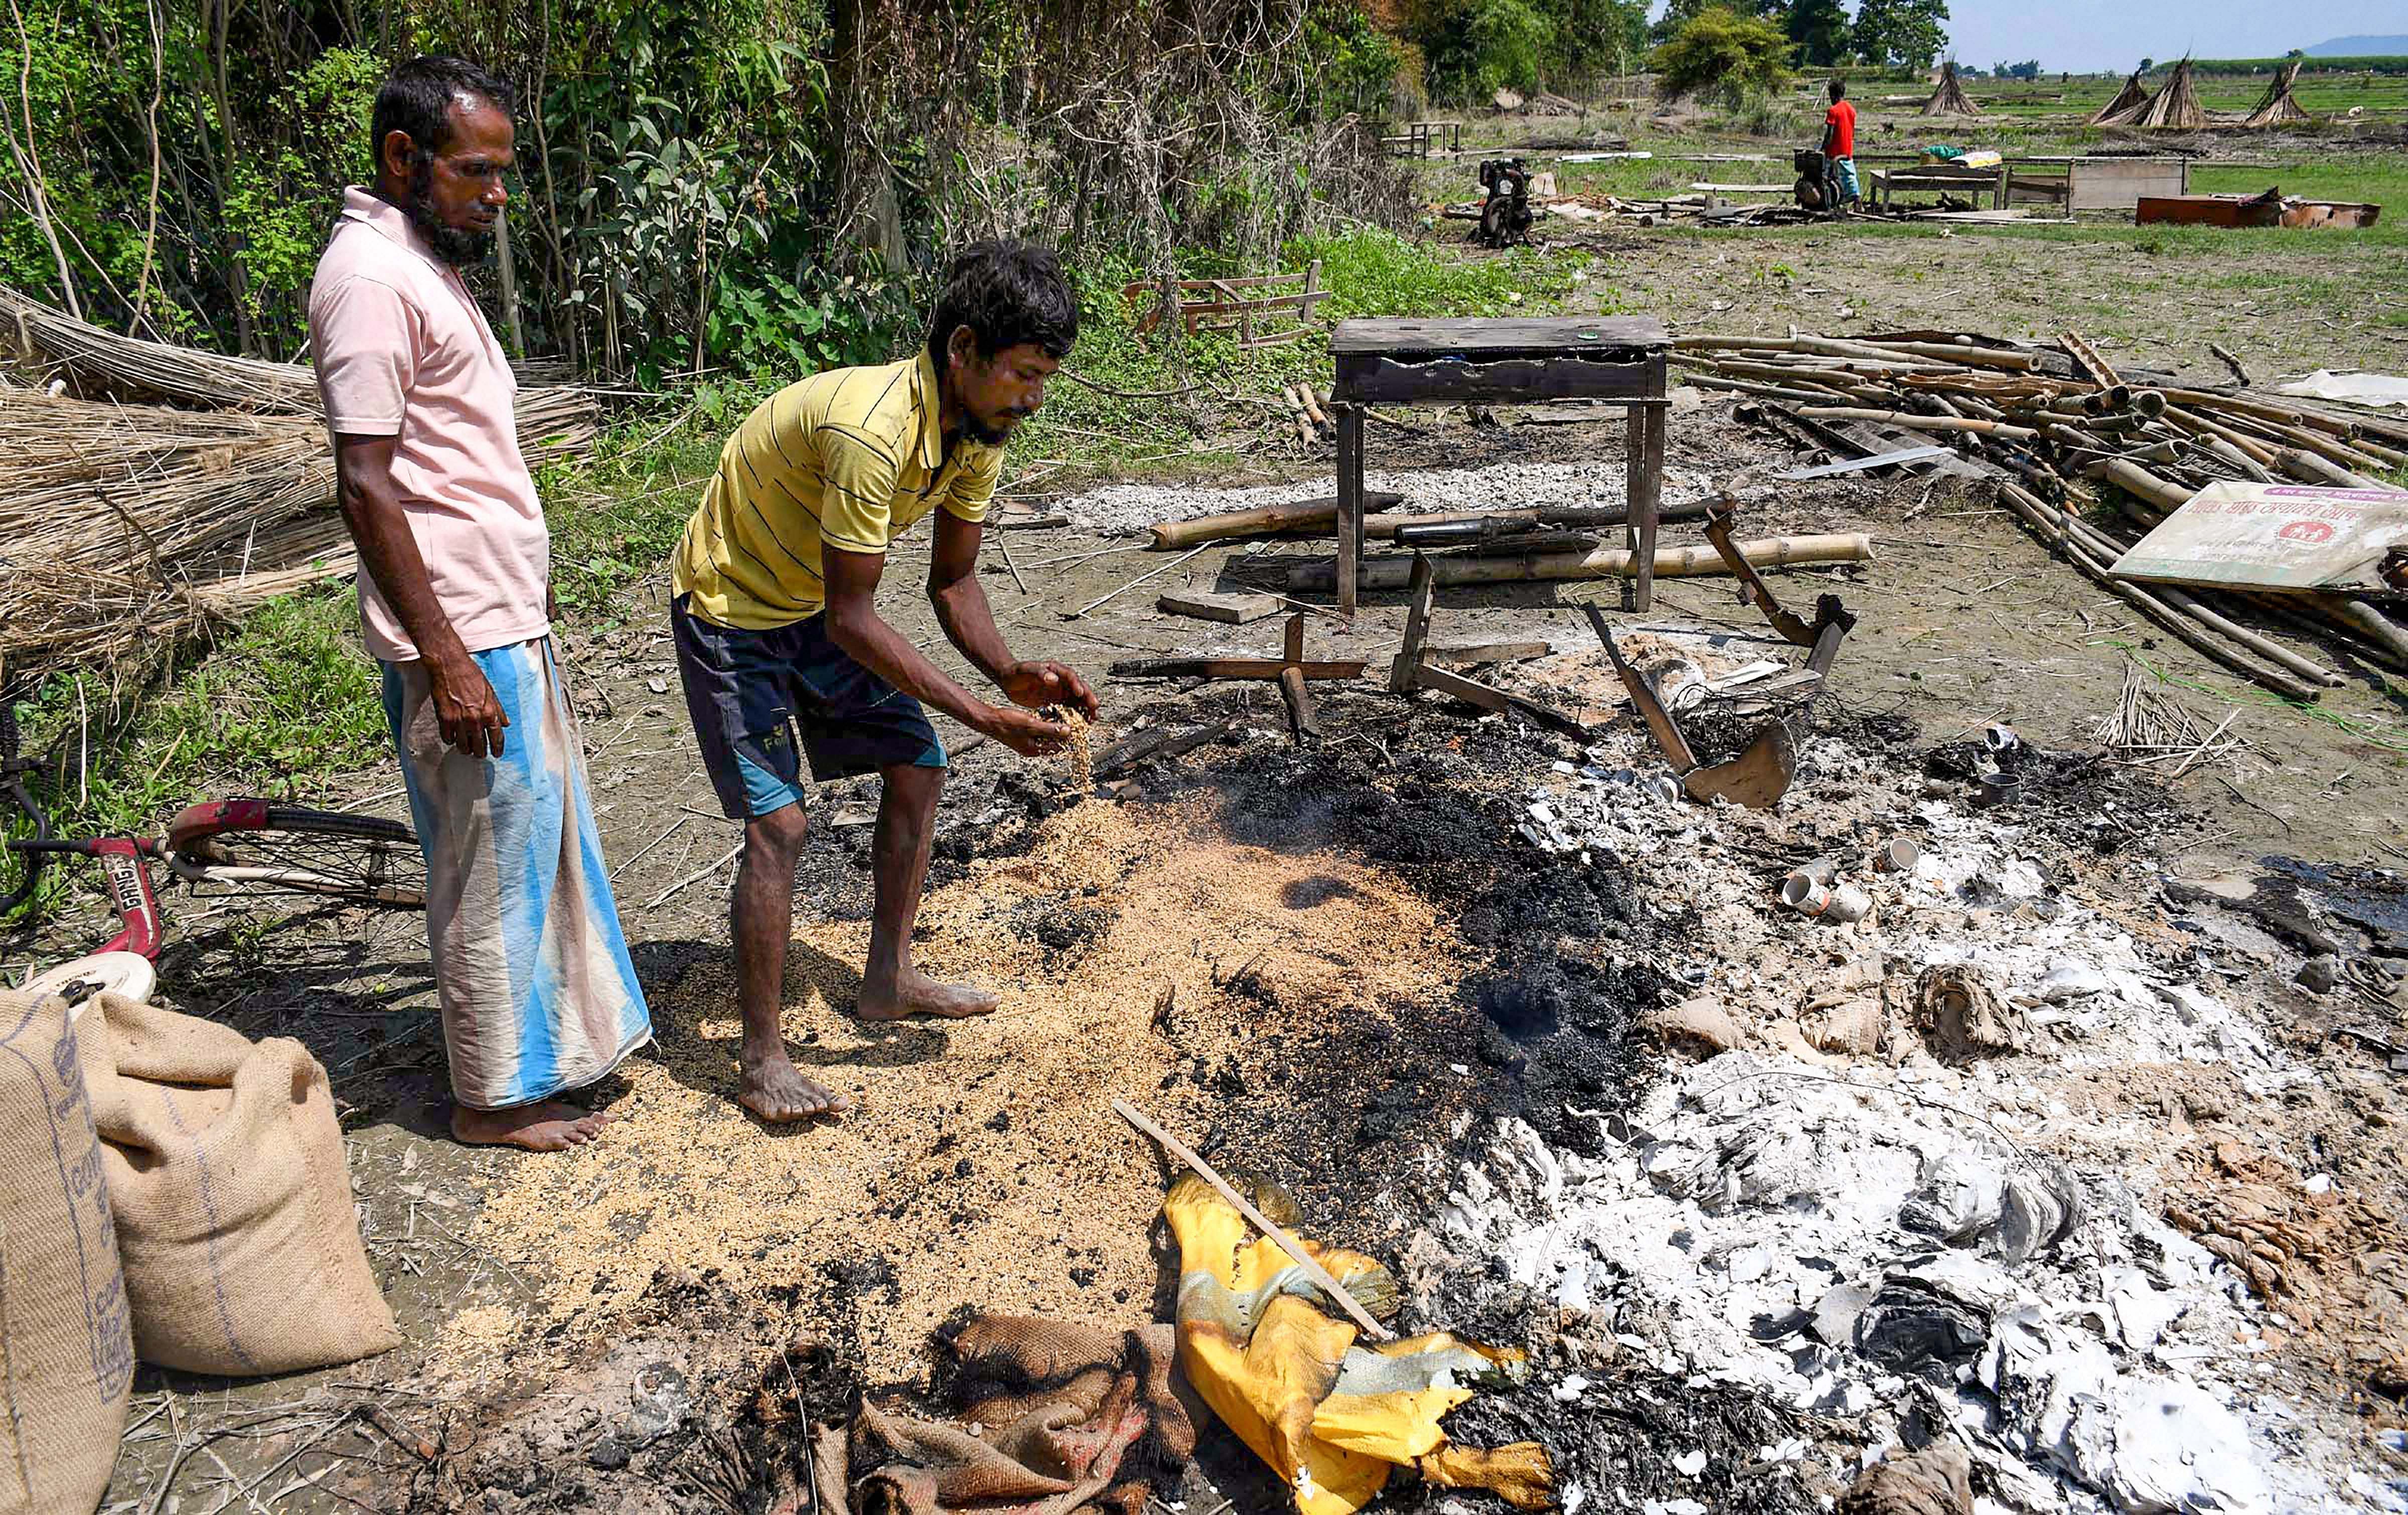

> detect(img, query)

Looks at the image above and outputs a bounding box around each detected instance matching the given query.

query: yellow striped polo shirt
[671,350,1003,629]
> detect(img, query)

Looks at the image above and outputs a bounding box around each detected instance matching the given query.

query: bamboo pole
[1284,533,1872,593]
[2087,459,2195,514]
[1794,407,2039,440]
[1995,484,2320,701]
[1112,1099,1393,1342]
[1146,492,1404,549]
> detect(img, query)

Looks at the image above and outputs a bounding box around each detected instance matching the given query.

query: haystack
[2104,58,2207,130]
[2242,61,2312,128]
[0,288,598,684]
[1922,61,1981,116]
[2091,70,2147,125]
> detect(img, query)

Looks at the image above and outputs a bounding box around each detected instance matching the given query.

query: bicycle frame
[8,835,165,958]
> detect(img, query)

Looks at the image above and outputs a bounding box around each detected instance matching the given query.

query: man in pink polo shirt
[310,56,650,1152]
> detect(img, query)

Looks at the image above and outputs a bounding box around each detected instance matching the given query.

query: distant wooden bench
[1380,120,1463,158]
[1871,156,2190,213]
[1123,262,1327,349]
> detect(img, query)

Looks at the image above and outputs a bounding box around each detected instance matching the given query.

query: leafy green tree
[1407,0,1555,97]
[2139,56,2155,72]
[1650,5,1794,101]
[1786,0,1852,67]
[1853,0,1950,70]
[1536,0,1650,77]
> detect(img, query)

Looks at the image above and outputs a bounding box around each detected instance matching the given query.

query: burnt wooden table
[1328,316,1672,614]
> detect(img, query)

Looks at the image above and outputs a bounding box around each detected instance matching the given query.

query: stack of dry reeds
[2100,59,2207,130]
[1922,62,1982,117]
[2241,62,2313,129]
[0,289,598,685]
[1676,330,2408,701]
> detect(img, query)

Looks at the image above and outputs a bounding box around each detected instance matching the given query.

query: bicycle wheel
[168,803,427,910]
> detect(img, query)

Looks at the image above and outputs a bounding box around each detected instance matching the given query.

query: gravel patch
[1063,459,1719,537]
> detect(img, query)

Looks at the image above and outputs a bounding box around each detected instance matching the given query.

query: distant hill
[2307,36,2408,56]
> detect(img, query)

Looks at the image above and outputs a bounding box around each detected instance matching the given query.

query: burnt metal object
[1584,605,1796,809]
[1701,496,1858,677]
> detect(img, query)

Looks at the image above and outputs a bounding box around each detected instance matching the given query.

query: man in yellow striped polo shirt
[669,241,1098,1125]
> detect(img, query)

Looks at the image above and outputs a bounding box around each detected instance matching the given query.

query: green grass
[6,588,387,862]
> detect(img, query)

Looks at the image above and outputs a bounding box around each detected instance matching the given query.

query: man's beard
[964,409,1029,446]
[404,159,494,268]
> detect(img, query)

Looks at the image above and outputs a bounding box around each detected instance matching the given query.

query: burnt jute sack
[0,988,135,1514]
[74,994,400,1376]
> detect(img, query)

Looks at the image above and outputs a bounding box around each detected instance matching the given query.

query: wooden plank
[1156,590,1282,624]
[1336,355,1668,405]
[1389,553,1437,692]
[1108,657,1369,680]
[1410,663,1590,737]
[1628,399,1666,613]
[1330,316,1670,356]
[1092,718,1239,779]
[1279,667,1321,744]
[1426,640,1551,668]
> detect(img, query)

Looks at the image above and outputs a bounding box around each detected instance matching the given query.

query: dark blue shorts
[671,595,947,819]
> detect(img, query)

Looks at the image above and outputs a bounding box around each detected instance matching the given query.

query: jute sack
[74,994,400,1376]
[0,988,134,1514]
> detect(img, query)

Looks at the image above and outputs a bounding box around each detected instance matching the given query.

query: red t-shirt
[1825,99,1857,158]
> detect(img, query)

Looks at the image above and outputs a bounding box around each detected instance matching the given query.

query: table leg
[1335,403,1364,617]
[1625,400,1665,612]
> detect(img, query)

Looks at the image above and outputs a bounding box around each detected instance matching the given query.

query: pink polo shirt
[308,187,549,663]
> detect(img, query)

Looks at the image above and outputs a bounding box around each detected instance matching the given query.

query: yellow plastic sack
[1162,1173,1553,1515]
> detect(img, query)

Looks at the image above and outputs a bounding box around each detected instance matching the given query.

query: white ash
[1060,459,1717,537]
[1432,702,2380,1513]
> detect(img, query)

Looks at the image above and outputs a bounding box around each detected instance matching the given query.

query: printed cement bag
[74,994,400,1376]
[0,987,134,1514]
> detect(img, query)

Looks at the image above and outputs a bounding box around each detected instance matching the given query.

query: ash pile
[1422,678,2407,1512]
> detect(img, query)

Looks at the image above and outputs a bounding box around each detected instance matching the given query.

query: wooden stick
[1066,544,1209,619]
[646,841,744,910]
[1111,1098,1394,1342]
[1794,407,2038,440]
[1108,657,1367,681]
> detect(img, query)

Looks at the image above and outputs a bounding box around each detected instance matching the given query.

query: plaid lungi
[381,638,651,1110]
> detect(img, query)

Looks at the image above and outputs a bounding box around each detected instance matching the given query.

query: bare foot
[451,1099,609,1152]
[856,968,1000,1022]
[738,1049,854,1123]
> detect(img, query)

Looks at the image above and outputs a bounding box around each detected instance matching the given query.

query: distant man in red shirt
[1823,79,1860,208]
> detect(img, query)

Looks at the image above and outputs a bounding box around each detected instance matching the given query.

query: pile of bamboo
[0,289,598,685]
[1677,330,2408,700]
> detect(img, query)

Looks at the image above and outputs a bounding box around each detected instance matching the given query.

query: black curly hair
[925,240,1079,376]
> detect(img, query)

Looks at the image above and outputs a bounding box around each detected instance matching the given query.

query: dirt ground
[51,384,2406,1511]
[22,159,2408,1508]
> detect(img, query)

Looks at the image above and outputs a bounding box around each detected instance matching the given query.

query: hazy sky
[1923,2,2401,73]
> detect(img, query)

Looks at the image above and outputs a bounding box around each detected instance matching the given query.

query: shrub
[1651,7,1795,104]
